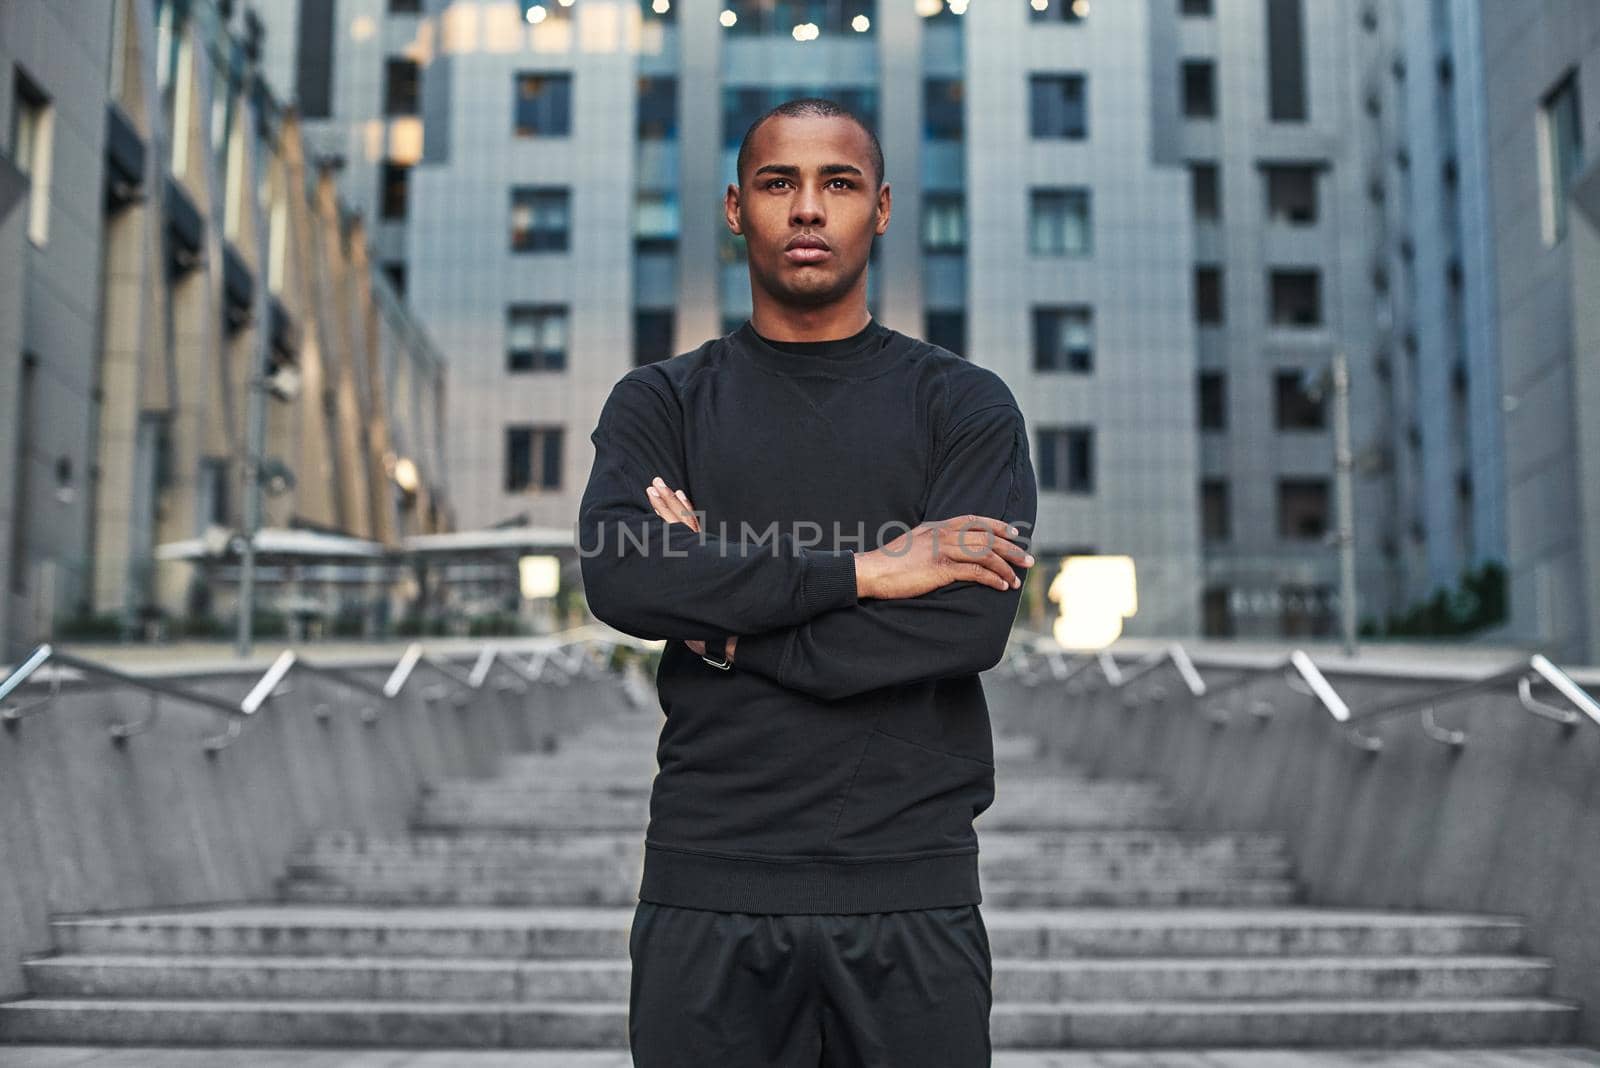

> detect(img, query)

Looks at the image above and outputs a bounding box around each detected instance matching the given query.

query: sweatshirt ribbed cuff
[801,550,859,616]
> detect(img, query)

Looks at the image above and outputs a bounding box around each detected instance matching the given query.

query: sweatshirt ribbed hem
[637,842,981,914]
[801,549,859,616]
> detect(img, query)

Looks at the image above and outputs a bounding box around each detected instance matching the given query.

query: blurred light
[791,20,818,39]
[557,0,575,7]
[851,13,869,30]
[719,8,737,25]
[1072,0,1089,15]
[1030,0,1048,11]
[652,0,670,12]
[391,456,421,495]
[914,0,942,17]
[524,3,546,23]
[388,116,424,165]
[350,14,376,40]
[947,0,967,14]
[519,555,561,600]
[1047,555,1138,650]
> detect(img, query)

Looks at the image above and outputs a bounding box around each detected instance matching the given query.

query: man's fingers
[647,477,701,532]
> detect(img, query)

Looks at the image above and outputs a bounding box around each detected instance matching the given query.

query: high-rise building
[0,0,452,658]
[191,0,1600,652]
[1474,1,1599,661]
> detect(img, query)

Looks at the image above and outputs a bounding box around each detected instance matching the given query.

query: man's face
[726,114,890,308]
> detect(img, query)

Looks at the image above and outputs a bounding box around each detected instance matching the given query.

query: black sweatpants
[627,899,993,1067]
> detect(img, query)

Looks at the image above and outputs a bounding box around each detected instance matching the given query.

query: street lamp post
[1330,350,1358,658]
[1304,351,1359,658]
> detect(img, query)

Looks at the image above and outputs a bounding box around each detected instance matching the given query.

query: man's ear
[876,182,891,235]
[725,183,742,234]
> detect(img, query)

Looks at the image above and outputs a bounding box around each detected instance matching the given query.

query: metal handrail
[1,644,247,746]
[1057,642,1600,754]
[2,632,635,753]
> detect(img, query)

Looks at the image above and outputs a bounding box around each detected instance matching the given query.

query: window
[925,79,963,141]
[383,58,420,116]
[1202,587,1235,637]
[11,68,53,246]
[1037,427,1094,494]
[1180,0,1213,15]
[382,261,407,297]
[1274,369,1326,430]
[1280,583,1334,637]
[635,191,679,250]
[1182,60,1216,119]
[1030,0,1088,23]
[1538,69,1584,245]
[1264,163,1319,225]
[722,0,874,36]
[1033,306,1093,373]
[510,187,570,252]
[1269,269,1322,327]
[1201,479,1230,542]
[722,86,879,150]
[1189,161,1220,220]
[295,0,335,119]
[925,310,965,358]
[1266,0,1308,122]
[634,309,675,366]
[1029,74,1087,139]
[514,72,572,138]
[923,192,964,253]
[507,305,568,373]
[1277,478,1330,540]
[1198,370,1226,430]
[380,161,410,220]
[1029,188,1092,255]
[637,76,676,139]
[389,0,422,11]
[505,426,563,492]
[1195,265,1223,324]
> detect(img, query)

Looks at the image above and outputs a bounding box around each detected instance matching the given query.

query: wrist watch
[701,634,733,670]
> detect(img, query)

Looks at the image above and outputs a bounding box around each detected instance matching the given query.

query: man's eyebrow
[751,163,866,179]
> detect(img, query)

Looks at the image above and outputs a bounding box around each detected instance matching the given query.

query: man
[577,97,1039,1066]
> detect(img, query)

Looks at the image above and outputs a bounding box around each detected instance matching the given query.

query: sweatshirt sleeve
[577,375,861,641]
[731,397,1039,702]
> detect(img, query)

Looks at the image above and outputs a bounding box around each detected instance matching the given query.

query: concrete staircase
[0,712,1581,1049]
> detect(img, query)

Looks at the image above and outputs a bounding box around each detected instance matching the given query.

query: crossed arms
[576,373,1040,701]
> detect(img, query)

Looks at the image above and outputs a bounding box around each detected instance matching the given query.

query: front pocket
[823,728,995,856]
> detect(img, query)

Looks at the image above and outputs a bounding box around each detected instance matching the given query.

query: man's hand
[854,516,1034,600]
[646,475,735,664]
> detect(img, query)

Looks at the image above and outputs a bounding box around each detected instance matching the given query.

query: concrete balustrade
[0,637,634,1009]
[989,641,1600,1046]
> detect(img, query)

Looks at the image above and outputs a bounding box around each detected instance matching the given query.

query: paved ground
[3,1048,1600,1067]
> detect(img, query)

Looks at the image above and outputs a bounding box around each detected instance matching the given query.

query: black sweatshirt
[577,316,1039,914]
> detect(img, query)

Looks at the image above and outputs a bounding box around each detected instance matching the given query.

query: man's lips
[783,245,832,265]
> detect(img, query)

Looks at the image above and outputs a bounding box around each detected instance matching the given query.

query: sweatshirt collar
[731,317,913,379]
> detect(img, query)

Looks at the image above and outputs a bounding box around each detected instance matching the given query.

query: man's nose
[791,183,825,226]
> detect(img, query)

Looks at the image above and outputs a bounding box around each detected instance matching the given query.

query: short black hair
[735,97,885,190]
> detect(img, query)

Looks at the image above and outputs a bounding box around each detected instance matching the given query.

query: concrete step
[413,802,1187,833]
[0,995,1575,1048]
[44,906,1532,961]
[988,998,1579,1048]
[283,849,1293,882]
[0,998,627,1048]
[299,828,1289,864]
[22,953,1552,1004]
[276,876,1302,909]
